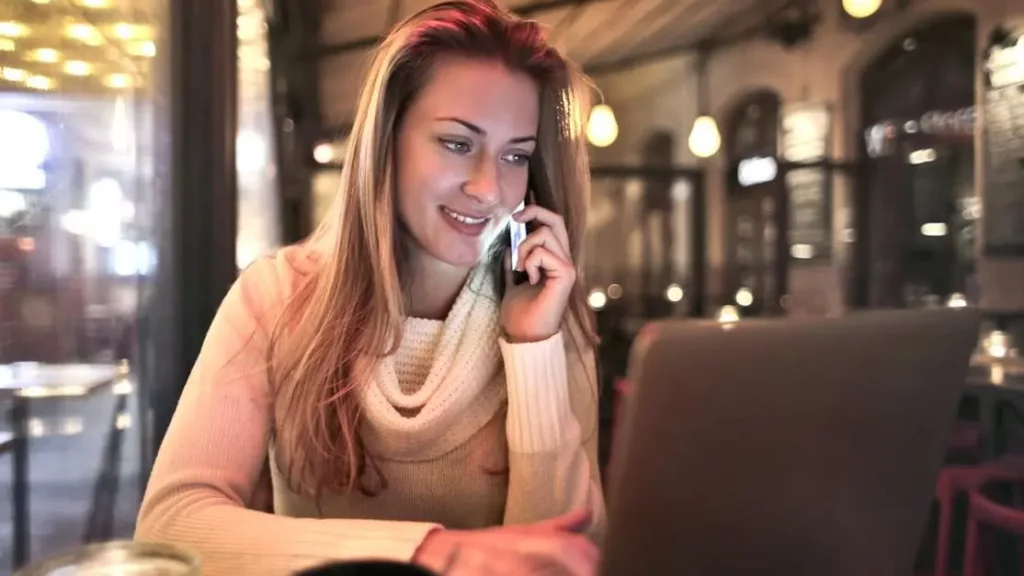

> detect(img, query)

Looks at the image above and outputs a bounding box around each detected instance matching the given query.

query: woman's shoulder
[229,243,320,332]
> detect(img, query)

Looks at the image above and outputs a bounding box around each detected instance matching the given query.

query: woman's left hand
[501,204,576,344]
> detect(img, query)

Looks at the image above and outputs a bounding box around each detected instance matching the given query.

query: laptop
[600,309,981,576]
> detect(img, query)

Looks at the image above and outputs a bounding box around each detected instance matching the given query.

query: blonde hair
[269,0,597,497]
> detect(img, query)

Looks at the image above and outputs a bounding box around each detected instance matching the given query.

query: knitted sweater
[135,246,605,575]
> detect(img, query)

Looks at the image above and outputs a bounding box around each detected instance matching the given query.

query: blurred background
[0,0,1022,573]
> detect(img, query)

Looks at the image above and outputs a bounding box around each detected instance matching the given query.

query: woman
[136,1,605,574]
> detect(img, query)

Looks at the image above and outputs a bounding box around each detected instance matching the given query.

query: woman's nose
[462,156,499,205]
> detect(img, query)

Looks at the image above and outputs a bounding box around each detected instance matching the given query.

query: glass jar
[15,541,199,576]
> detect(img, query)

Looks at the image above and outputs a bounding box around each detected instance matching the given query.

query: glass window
[237,0,281,269]
[856,14,976,308]
[0,0,168,564]
[585,174,696,321]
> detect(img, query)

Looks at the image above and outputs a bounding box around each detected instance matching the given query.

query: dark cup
[295,561,437,576]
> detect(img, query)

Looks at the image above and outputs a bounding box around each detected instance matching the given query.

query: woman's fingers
[515,226,570,271]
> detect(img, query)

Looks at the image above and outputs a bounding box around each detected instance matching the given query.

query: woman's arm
[135,256,438,575]
[498,328,607,543]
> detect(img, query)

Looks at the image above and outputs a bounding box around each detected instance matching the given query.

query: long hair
[268,0,598,497]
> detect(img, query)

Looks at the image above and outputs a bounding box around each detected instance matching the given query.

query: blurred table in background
[0,362,123,571]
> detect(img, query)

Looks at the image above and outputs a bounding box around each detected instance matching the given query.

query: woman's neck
[405,252,471,320]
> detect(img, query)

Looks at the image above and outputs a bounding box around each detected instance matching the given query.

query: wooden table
[0,363,123,570]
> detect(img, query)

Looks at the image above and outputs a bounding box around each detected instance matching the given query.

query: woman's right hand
[413,509,599,575]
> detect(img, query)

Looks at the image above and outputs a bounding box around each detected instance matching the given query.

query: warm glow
[791,243,815,259]
[63,60,92,76]
[0,39,14,51]
[25,75,55,90]
[2,67,27,82]
[32,48,60,63]
[716,305,740,324]
[735,287,754,307]
[0,21,28,38]
[665,284,685,303]
[128,40,156,58]
[79,0,112,7]
[31,0,52,3]
[688,115,721,158]
[586,104,619,148]
[113,23,136,39]
[843,0,882,19]
[313,142,336,164]
[946,293,968,308]
[103,73,133,89]
[984,331,1011,359]
[587,289,608,311]
[66,23,103,45]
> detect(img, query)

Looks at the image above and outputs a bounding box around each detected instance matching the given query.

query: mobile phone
[510,199,529,285]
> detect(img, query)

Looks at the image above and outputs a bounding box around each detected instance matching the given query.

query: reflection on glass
[585,176,694,318]
[237,0,280,269]
[0,0,167,559]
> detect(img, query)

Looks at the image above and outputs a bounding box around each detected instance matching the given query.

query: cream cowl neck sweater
[135,245,606,575]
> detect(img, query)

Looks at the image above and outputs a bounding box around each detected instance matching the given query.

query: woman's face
[395,55,539,270]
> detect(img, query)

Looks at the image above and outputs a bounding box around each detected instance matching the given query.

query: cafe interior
[1,0,1024,573]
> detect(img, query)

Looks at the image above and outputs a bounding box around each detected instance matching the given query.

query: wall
[592,0,1024,313]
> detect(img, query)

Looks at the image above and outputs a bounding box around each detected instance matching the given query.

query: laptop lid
[601,309,980,576]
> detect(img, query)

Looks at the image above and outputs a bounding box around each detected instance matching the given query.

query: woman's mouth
[440,206,491,236]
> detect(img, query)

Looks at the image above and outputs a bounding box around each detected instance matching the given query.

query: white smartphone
[509,199,529,285]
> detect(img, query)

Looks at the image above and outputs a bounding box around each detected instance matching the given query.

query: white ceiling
[317,0,790,127]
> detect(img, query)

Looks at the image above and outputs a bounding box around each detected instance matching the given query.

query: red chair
[929,457,1024,576]
[961,468,1024,576]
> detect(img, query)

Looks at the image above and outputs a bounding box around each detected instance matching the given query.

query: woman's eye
[440,138,471,154]
[502,153,531,167]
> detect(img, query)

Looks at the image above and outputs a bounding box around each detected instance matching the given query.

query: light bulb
[843,0,882,19]
[688,115,721,159]
[586,104,618,148]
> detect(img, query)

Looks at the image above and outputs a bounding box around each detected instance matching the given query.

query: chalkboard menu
[983,41,1024,256]
[780,104,832,262]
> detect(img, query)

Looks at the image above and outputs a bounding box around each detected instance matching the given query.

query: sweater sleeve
[135,255,439,575]
[498,329,607,543]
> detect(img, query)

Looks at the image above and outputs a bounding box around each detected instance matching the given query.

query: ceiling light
[64,61,92,76]
[127,40,156,57]
[0,21,28,38]
[79,0,112,7]
[113,23,134,39]
[32,48,60,63]
[31,0,52,4]
[0,39,14,51]
[688,115,721,158]
[25,75,55,90]
[2,67,27,82]
[66,23,103,46]
[103,73,133,89]
[586,104,618,148]
[843,0,882,19]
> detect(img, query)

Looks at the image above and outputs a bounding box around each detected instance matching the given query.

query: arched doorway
[724,90,787,316]
[853,14,977,308]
